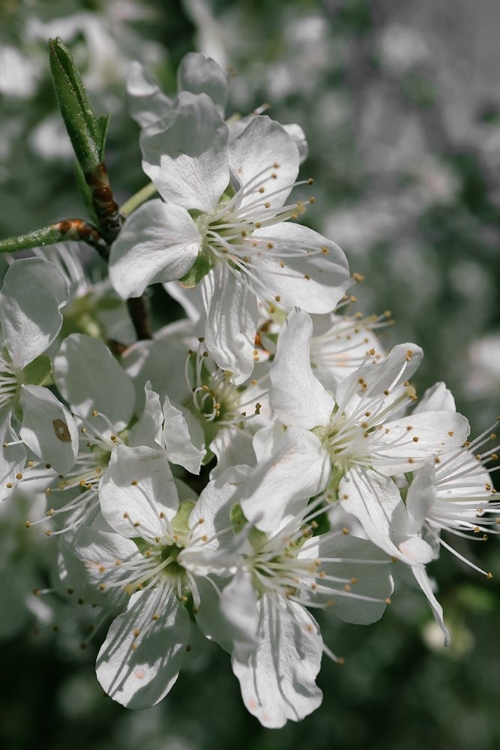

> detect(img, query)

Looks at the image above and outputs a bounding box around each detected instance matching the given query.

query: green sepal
[21,356,53,387]
[12,398,23,426]
[230,504,267,552]
[134,537,152,556]
[172,500,197,537]
[230,503,247,534]
[179,252,214,288]
[49,37,105,172]
[59,292,105,341]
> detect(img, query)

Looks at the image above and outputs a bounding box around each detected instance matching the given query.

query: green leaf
[22,356,53,387]
[49,37,103,172]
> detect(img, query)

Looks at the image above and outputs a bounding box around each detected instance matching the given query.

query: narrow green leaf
[49,37,102,172]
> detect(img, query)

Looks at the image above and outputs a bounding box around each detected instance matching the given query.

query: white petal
[210,428,256,477]
[232,595,323,728]
[126,62,173,128]
[229,116,299,210]
[335,343,423,417]
[122,338,191,409]
[62,525,137,609]
[307,533,393,625]
[162,395,205,473]
[253,223,350,314]
[283,123,308,163]
[203,265,259,384]
[0,412,26,502]
[109,200,202,299]
[141,91,229,212]
[271,308,334,429]
[54,334,135,430]
[193,575,237,654]
[189,464,252,540]
[128,385,163,449]
[339,468,435,564]
[177,52,228,117]
[240,427,330,532]
[219,567,259,661]
[412,565,450,646]
[414,382,457,413]
[406,463,437,534]
[374,411,470,475]
[99,445,178,538]
[164,280,204,324]
[251,422,284,463]
[96,588,190,708]
[0,258,68,369]
[19,385,78,474]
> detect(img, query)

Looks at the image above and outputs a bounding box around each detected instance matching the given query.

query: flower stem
[0,219,109,261]
[121,182,157,217]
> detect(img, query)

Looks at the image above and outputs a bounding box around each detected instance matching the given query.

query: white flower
[219,500,393,727]
[76,448,244,708]
[110,98,349,380]
[126,52,229,128]
[127,54,309,160]
[309,309,389,391]
[0,258,75,486]
[244,308,469,535]
[405,391,500,579]
[30,335,203,535]
[234,309,471,643]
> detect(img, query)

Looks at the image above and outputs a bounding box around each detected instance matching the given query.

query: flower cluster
[1,51,498,729]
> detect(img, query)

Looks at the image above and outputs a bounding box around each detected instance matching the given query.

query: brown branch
[127,295,153,341]
[84,162,123,244]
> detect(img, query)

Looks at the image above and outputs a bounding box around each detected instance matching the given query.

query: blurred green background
[1,1,499,748]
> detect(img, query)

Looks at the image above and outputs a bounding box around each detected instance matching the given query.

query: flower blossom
[109,95,349,380]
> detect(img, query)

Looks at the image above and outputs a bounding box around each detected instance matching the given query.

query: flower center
[185,343,262,443]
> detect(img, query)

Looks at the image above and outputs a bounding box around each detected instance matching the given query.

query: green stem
[0,226,65,253]
[121,182,157,217]
[0,219,109,261]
